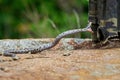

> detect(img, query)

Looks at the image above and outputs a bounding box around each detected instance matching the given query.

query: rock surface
[0,38,90,55]
[0,38,120,80]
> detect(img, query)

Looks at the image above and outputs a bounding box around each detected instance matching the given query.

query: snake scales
[3,22,92,59]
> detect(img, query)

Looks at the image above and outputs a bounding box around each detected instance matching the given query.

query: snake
[3,22,92,59]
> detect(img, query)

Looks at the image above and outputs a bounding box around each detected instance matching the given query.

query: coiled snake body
[3,22,92,59]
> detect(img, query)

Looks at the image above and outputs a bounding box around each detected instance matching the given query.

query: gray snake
[3,22,92,58]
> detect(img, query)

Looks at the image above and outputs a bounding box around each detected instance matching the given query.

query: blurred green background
[0,0,90,39]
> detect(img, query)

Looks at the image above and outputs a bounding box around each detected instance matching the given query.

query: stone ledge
[0,38,91,54]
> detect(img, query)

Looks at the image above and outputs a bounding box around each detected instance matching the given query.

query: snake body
[3,22,92,58]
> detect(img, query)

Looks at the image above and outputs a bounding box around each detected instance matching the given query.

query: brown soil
[0,41,120,80]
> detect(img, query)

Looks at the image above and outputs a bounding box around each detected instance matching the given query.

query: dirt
[0,40,120,80]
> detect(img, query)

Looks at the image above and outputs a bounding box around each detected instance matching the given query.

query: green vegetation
[0,0,89,39]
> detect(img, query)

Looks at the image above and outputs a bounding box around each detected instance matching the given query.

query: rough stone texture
[0,38,89,54]
[0,38,120,80]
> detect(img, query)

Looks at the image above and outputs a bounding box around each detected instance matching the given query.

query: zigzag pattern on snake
[3,22,92,58]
